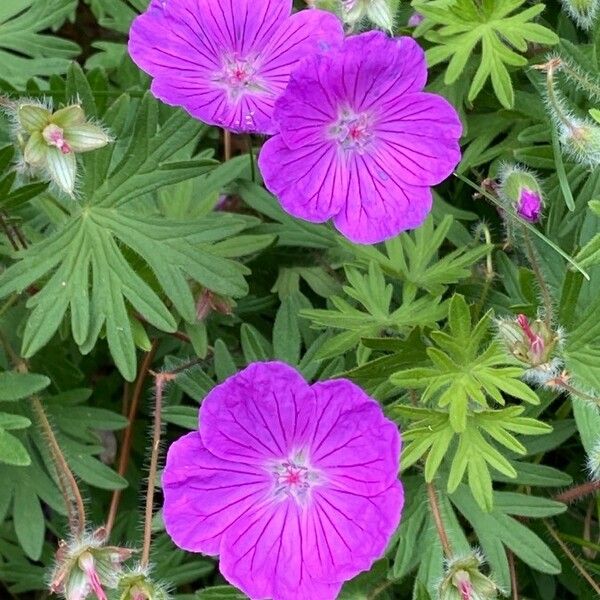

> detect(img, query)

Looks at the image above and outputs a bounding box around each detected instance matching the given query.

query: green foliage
[413,0,559,108]
[0,0,79,86]
[0,3,598,599]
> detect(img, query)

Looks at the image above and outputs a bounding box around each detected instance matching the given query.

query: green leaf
[0,0,80,86]
[415,0,558,107]
[0,430,30,466]
[274,295,302,366]
[196,586,248,600]
[0,372,50,401]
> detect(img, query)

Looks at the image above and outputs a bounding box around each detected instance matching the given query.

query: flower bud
[195,289,234,321]
[498,165,544,223]
[118,567,170,600]
[341,0,395,32]
[8,100,112,196]
[439,553,499,600]
[496,315,560,369]
[560,0,599,30]
[560,118,600,168]
[50,527,133,600]
[408,11,424,27]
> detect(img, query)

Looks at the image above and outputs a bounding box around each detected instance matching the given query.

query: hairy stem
[224,130,232,162]
[0,213,19,252]
[0,329,85,534]
[426,481,452,557]
[31,395,86,536]
[544,520,600,595]
[544,60,572,130]
[508,550,519,600]
[141,371,166,568]
[555,480,600,504]
[106,340,159,534]
[522,228,554,325]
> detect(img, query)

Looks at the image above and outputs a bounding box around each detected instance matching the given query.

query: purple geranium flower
[258,31,463,244]
[516,188,542,222]
[128,0,343,134]
[163,362,403,600]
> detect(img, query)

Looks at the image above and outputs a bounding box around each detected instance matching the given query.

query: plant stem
[0,329,86,535]
[106,340,159,535]
[0,213,19,252]
[141,371,166,568]
[426,481,452,557]
[544,61,572,130]
[224,130,232,162]
[555,480,600,504]
[508,550,519,600]
[247,135,256,182]
[31,395,86,536]
[522,228,554,326]
[544,520,600,595]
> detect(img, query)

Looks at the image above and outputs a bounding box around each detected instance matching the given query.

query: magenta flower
[128,0,343,134]
[163,362,403,600]
[258,31,462,244]
[516,188,542,222]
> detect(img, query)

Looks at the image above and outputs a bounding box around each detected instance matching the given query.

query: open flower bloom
[163,362,403,600]
[128,0,343,134]
[259,31,463,244]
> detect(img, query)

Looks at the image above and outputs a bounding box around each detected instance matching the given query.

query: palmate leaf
[0,0,80,86]
[0,80,256,380]
[450,485,562,590]
[413,0,558,108]
[394,404,551,511]
[301,262,447,360]
[341,216,491,302]
[391,295,539,432]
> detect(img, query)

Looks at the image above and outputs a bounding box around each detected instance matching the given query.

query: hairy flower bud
[408,11,424,26]
[50,527,133,600]
[195,289,234,321]
[560,118,600,168]
[496,315,561,371]
[7,100,112,196]
[118,567,170,600]
[341,0,395,31]
[560,0,599,30]
[439,553,499,600]
[498,164,544,223]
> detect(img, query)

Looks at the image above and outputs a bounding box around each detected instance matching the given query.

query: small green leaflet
[414,0,559,108]
[301,262,447,360]
[0,0,79,86]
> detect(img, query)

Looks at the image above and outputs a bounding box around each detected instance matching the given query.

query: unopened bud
[7,100,112,196]
[560,0,599,30]
[498,164,544,223]
[50,527,133,600]
[408,11,424,26]
[118,566,171,600]
[341,0,395,32]
[195,289,233,321]
[439,553,499,600]
[496,315,560,369]
[560,119,600,168]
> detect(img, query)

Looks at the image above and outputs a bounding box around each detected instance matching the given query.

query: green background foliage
[0,0,600,599]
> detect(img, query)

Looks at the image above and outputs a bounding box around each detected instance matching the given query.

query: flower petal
[332,156,433,244]
[162,432,271,555]
[309,379,401,495]
[306,482,403,584]
[374,91,463,186]
[259,135,346,222]
[220,500,343,600]
[200,362,316,464]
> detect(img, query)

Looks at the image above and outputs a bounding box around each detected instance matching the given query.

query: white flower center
[214,55,263,100]
[329,108,374,153]
[270,451,321,505]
